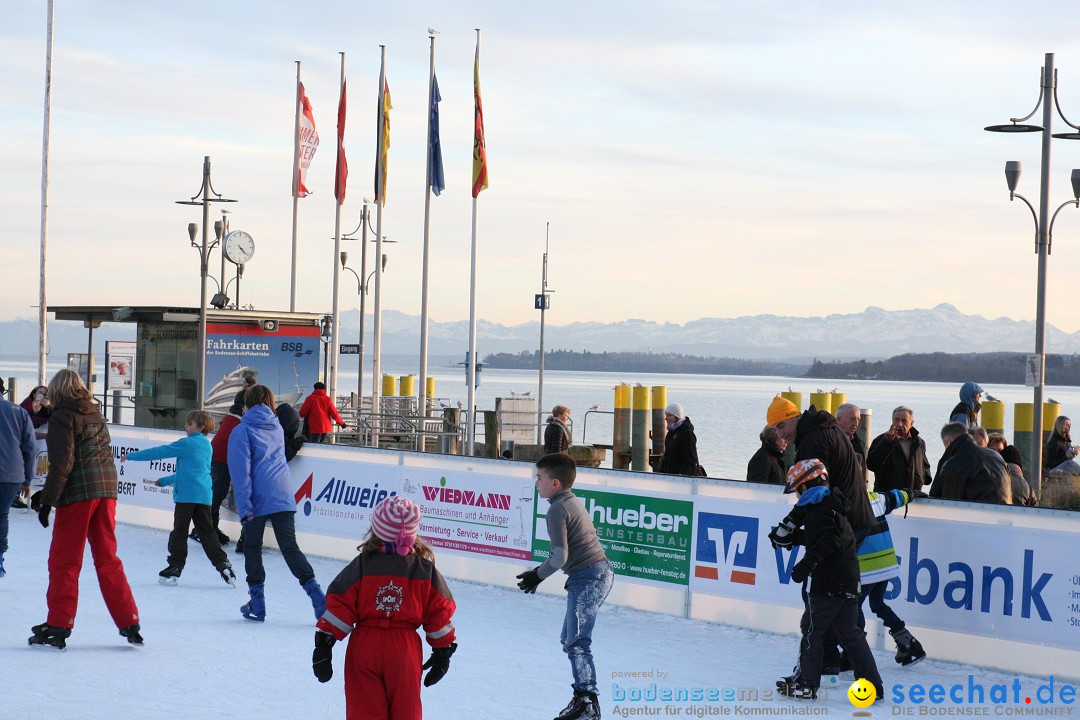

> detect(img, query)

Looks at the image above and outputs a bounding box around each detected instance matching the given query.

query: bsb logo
[694,513,758,585]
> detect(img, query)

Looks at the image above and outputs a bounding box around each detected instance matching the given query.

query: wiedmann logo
[694,513,758,585]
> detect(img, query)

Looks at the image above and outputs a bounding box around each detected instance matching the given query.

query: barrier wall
[32,426,1080,682]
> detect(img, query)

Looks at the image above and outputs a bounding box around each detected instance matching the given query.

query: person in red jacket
[312,496,457,720]
[298,382,346,443]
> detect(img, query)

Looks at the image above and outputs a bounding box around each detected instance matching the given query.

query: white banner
[295,82,319,197]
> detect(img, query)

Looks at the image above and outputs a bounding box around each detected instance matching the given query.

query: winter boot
[891,627,926,666]
[218,562,237,588]
[776,676,817,700]
[28,623,71,650]
[241,584,265,622]
[216,529,230,546]
[119,624,144,646]
[555,689,601,720]
[158,563,183,586]
[303,578,326,619]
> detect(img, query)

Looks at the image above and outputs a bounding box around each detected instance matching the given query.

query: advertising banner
[533,485,693,586]
[204,322,320,414]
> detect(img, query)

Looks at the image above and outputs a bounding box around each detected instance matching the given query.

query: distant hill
[484,350,808,376]
[807,352,1080,386]
[0,303,1068,362]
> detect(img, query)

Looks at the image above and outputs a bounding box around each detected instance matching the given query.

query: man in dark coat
[658,404,700,476]
[767,395,874,535]
[866,406,932,496]
[929,422,1012,504]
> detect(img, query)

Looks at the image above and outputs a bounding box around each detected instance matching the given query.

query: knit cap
[371,496,422,556]
[767,395,800,425]
[664,403,685,420]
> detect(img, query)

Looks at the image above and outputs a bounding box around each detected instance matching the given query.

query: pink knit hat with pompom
[370,496,422,555]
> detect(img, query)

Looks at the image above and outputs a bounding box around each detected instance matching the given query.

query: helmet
[784,459,828,495]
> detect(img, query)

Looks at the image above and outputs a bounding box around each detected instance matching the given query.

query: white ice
[0,510,1067,719]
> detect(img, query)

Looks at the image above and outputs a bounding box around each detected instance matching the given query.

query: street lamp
[176,156,236,411]
[985,52,1080,493]
[341,249,389,413]
[320,315,333,384]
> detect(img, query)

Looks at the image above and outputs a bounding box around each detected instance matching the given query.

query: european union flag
[428,74,445,196]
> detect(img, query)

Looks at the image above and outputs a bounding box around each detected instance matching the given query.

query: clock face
[224,231,255,264]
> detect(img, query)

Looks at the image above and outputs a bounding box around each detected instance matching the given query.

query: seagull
[985,394,1001,402]
[1049,397,1059,404]
[589,404,600,411]
[428,27,440,36]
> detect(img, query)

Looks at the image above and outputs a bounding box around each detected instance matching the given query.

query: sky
[6,2,1080,332]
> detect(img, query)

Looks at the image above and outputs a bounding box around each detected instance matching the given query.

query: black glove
[38,504,52,529]
[516,568,542,594]
[768,517,798,549]
[790,560,812,584]
[312,632,336,683]
[422,642,457,687]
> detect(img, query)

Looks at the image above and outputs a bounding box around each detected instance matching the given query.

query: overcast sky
[5,2,1080,333]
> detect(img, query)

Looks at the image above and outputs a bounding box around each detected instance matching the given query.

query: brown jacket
[42,397,118,507]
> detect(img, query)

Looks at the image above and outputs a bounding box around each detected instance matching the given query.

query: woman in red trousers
[28,368,141,650]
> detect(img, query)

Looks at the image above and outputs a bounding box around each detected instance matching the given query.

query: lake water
[5,358,1076,482]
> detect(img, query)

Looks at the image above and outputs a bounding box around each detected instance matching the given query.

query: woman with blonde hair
[29,369,141,650]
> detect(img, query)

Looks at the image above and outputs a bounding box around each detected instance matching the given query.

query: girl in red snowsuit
[312,496,457,720]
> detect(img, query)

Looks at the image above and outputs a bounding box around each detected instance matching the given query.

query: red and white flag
[335,79,348,205]
[294,82,319,198]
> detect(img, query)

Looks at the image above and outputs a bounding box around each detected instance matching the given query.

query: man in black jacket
[767,396,874,534]
[929,422,1012,504]
[866,406,932,496]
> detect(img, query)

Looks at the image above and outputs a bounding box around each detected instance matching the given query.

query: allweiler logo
[295,474,314,516]
[694,513,758,585]
[294,473,394,517]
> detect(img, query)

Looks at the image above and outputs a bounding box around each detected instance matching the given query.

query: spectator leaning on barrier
[746,424,787,485]
[833,403,865,461]
[544,404,572,455]
[929,421,1012,505]
[658,404,702,477]
[949,382,983,429]
[767,395,875,535]
[1044,415,1076,473]
[866,406,932,498]
[298,382,346,443]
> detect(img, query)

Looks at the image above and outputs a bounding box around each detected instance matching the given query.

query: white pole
[418,34,436,451]
[371,46,387,446]
[537,221,549,444]
[330,53,345,417]
[466,197,479,455]
[289,61,302,312]
[37,0,55,387]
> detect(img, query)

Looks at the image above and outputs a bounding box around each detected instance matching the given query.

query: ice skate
[303,578,326,619]
[119,624,144,646]
[555,690,601,720]
[158,563,183,586]
[28,623,71,651]
[891,627,926,666]
[218,562,236,588]
[241,583,265,621]
[215,529,230,546]
[189,529,201,544]
[776,676,817,700]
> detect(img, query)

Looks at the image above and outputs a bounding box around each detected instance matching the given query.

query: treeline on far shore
[482,350,808,376]
[806,352,1080,385]
[483,349,1080,386]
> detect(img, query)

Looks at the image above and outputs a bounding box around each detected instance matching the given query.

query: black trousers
[210,459,231,530]
[798,594,882,692]
[168,503,228,570]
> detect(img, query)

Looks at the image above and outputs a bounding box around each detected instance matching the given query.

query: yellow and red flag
[374,78,392,206]
[471,42,488,198]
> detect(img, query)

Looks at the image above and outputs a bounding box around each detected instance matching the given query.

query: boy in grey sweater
[517,452,613,720]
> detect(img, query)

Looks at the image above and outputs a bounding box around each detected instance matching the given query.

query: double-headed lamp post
[339,251,387,413]
[985,52,1080,494]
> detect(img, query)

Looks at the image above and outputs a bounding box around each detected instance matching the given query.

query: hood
[546,415,564,425]
[241,403,281,431]
[276,403,301,436]
[312,388,328,397]
[57,396,100,416]
[795,407,835,442]
[959,382,984,408]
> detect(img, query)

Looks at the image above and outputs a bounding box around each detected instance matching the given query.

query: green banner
[532,488,693,586]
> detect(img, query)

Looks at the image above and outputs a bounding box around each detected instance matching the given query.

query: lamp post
[986,52,1080,494]
[176,156,236,411]
[536,222,554,444]
[320,315,333,384]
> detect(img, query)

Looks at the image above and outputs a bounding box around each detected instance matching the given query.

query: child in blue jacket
[127,411,235,586]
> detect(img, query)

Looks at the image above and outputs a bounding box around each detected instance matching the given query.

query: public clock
[223,231,255,264]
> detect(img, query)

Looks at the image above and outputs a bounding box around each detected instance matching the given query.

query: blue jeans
[0,483,25,556]
[561,560,614,695]
[241,511,315,587]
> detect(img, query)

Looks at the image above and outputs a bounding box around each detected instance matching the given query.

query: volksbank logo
[294,473,394,516]
[694,513,758,585]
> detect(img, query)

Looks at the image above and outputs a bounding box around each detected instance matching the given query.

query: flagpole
[466,28,484,456]
[330,52,345,422]
[38,0,55,387]
[372,45,387,446]
[290,60,301,312]
[417,32,437,451]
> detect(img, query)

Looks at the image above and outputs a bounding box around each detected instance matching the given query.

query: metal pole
[330,52,346,419]
[198,156,211,411]
[418,34,436,451]
[86,321,94,395]
[290,60,302,312]
[372,46,387,444]
[1032,53,1055,496]
[466,197,478,455]
[37,0,55,388]
[537,222,549,444]
[358,203,368,412]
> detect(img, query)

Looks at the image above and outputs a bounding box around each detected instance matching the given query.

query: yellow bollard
[651,386,667,471]
[1043,402,1061,439]
[981,400,1005,435]
[399,375,416,398]
[810,392,832,414]
[426,376,436,399]
[632,385,651,472]
[781,391,802,411]
[613,385,631,470]
[830,392,846,412]
[382,374,397,398]
[1014,403,1034,479]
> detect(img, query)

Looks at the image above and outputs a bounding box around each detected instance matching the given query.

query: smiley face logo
[848,678,877,708]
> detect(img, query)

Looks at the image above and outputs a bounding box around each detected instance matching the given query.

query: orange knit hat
[767,395,800,425]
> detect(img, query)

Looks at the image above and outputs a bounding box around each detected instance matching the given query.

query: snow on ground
[0,509,1072,720]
